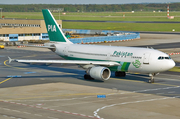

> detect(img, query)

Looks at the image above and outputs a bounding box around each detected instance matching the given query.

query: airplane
[8,9,175,83]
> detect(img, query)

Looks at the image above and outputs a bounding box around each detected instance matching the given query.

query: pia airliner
[9,9,175,83]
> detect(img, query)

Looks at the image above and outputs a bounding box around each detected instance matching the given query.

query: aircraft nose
[168,60,175,69]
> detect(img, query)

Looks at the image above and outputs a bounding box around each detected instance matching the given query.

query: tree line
[0,3,180,12]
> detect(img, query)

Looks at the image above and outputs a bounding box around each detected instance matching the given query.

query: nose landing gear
[149,75,154,83]
[148,73,159,83]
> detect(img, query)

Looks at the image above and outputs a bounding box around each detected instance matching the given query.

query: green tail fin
[42,9,71,43]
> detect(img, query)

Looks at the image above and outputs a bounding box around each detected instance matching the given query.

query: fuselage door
[143,53,150,64]
[106,53,110,60]
[64,46,69,56]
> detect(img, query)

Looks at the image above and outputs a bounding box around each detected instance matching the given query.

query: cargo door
[143,53,150,64]
[64,46,69,57]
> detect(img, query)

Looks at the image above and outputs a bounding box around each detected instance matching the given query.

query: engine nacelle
[89,66,111,81]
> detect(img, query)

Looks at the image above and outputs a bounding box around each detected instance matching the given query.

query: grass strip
[169,67,180,72]
[62,22,180,32]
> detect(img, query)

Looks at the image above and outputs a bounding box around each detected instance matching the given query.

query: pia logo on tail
[48,25,56,32]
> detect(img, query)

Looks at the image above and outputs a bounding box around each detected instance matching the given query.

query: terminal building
[0,19,62,41]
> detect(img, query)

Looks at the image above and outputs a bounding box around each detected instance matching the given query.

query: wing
[8,57,120,66]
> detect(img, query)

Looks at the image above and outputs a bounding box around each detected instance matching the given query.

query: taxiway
[0,33,180,119]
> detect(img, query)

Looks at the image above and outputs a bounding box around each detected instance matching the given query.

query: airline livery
[9,9,175,83]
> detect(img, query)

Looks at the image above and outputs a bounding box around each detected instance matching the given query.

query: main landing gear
[115,71,126,77]
[84,74,94,80]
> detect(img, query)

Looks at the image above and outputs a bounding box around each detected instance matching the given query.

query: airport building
[0,19,62,41]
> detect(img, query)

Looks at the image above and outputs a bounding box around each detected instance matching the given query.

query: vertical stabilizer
[42,9,72,43]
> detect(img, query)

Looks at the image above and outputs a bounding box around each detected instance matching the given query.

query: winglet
[8,56,15,63]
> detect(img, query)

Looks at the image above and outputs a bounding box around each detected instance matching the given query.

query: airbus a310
[9,9,175,83]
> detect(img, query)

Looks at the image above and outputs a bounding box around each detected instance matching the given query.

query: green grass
[63,22,180,32]
[3,11,180,21]
[2,11,180,31]
[169,67,180,72]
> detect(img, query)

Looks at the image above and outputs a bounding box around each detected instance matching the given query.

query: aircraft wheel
[84,74,93,80]
[115,71,126,77]
[148,76,154,83]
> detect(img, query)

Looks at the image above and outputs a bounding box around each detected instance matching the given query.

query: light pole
[0,8,2,19]
[58,8,64,20]
[49,8,64,20]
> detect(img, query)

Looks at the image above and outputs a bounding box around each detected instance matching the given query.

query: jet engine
[88,66,111,81]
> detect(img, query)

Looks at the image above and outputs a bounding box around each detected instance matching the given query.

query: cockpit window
[158,56,171,60]
[158,56,162,60]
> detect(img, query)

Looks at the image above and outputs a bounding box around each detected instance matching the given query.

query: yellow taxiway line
[0,77,13,85]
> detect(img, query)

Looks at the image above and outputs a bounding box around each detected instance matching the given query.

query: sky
[0,0,180,4]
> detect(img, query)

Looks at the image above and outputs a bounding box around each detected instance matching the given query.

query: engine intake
[89,66,111,81]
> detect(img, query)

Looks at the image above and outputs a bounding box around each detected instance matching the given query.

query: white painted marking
[12,110,20,113]
[23,112,31,114]
[10,116,15,118]
[3,108,10,111]
[36,103,43,106]
[72,113,78,115]
[48,117,59,119]
[94,96,177,119]
[64,111,70,113]
[156,93,164,95]
[34,114,42,116]
[80,114,86,116]
[168,91,175,93]
[3,115,8,117]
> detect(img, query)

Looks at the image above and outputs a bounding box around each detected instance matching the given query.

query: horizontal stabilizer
[17,45,55,49]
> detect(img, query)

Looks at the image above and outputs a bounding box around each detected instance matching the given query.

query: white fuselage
[54,43,175,74]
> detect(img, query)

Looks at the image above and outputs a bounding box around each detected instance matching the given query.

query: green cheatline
[61,55,131,72]
[121,62,131,71]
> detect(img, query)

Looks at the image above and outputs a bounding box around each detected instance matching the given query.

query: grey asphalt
[0,34,180,119]
[0,48,180,119]
[130,42,180,49]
